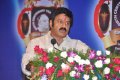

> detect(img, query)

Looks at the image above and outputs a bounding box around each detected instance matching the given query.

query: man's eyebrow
[56,18,70,21]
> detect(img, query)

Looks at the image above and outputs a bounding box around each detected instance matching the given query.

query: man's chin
[59,33,67,38]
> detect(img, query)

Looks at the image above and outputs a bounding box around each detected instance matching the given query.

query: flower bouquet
[27,45,120,80]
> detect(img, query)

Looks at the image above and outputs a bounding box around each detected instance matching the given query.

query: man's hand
[22,62,31,76]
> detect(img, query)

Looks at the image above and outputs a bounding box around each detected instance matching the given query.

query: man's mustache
[59,28,67,31]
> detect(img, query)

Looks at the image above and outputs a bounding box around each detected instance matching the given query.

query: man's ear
[49,20,52,29]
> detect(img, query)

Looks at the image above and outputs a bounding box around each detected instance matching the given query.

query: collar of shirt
[46,31,71,49]
[47,31,70,41]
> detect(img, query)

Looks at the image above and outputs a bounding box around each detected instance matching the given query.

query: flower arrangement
[27,45,120,80]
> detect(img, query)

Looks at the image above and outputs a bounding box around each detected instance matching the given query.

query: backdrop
[0,0,112,80]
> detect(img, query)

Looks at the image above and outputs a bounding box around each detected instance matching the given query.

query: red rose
[39,66,45,76]
[34,45,39,52]
[39,72,43,76]
[114,66,120,72]
[42,52,47,56]
[34,46,43,54]
[37,48,44,54]
[57,69,63,77]
[45,67,55,76]
[112,74,117,78]
[113,58,120,64]
[39,66,45,72]
[108,63,113,68]
[70,62,75,65]
[54,56,59,62]
[42,56,49,63]
[37,49,42,54]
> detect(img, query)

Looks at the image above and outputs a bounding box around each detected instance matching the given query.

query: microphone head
[51,38,56,46]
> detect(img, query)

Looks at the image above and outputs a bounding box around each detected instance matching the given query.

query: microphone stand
[51,38,61,52]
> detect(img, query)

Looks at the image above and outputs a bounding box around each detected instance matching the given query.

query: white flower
[83,74,89,80]
[47,47,54,52]
[61,63,66,68]
[61,63,67,69]
[106,50,110,55]
[96,50,102,56]
[46,62,53,69]
[119,70,120,74]
[104,58,110,64]
[91,70,94,74]
[69,71,76,77]
[104,67,110,74]
[74,55,81,62]
[78,59,85,65]
[95,60,103,68]
[92,76,98,80]
[68,57,74,63]
[60,51,67,58]
[85,59,90,65]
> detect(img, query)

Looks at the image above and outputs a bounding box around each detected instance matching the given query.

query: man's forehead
[55,14,70,21]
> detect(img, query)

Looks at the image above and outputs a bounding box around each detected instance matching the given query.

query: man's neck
[55,37,63,46]
[50,33,63,46]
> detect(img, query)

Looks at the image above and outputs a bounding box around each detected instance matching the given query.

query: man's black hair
[50,7,73,27]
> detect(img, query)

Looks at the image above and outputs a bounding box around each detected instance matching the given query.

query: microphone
[51,39,61,51]
[51,38,56,46]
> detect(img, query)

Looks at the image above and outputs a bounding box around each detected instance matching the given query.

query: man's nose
[61,22,68,27]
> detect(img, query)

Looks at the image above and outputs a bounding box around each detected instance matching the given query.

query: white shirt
[21,31,89,76]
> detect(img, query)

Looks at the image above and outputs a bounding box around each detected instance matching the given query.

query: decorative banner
[17,0,66,46]
[1,1,112,80]
[94,0,114,48]
[94,0,104,38]
[111,0,120,52]
[94,0,120,53]
[31,7,54,39]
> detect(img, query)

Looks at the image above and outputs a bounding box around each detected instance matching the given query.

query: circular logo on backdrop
[32,9,51,32]
[113,1,120,27]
